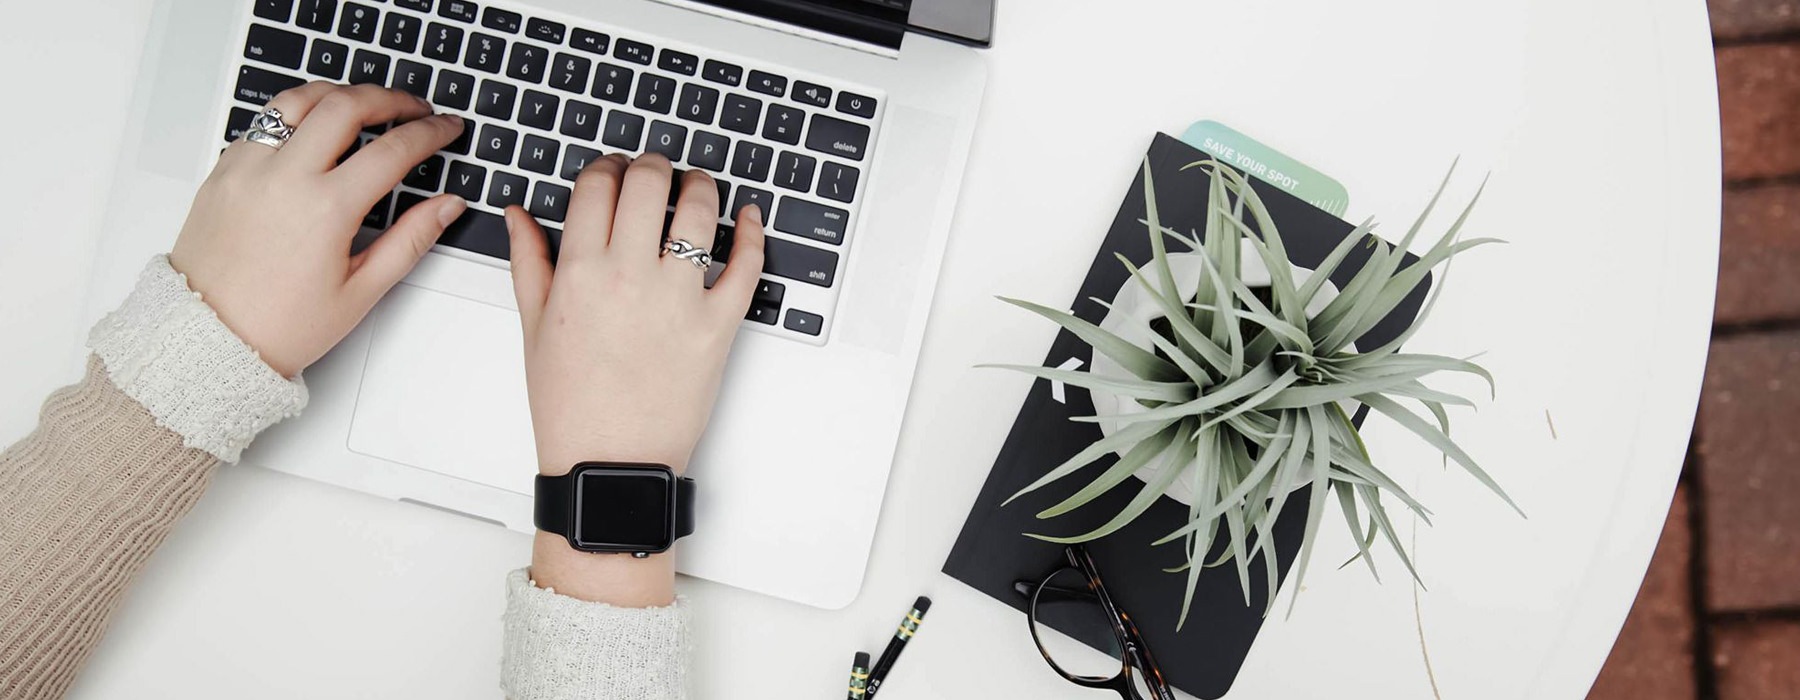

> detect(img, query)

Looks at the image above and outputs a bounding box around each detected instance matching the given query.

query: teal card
[1179,120,1349,217]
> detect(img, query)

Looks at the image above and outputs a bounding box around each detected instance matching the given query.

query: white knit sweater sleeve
[501,568,692,700]
[87,255,308,462]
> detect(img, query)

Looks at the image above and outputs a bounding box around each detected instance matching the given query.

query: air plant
[988,157,1517,626]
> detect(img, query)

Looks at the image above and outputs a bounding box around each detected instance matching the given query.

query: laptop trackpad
[347,283,536,496]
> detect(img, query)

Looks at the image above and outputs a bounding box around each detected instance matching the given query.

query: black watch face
[574,467,675,551]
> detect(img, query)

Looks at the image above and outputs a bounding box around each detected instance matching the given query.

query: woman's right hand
[505,153,765,605]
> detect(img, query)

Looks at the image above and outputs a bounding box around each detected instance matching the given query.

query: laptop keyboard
[225,0,886,344]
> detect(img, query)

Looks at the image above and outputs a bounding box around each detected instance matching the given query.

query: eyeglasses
[1013,545,1176,700]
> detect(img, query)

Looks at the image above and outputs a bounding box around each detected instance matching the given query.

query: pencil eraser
[914,596,932,615]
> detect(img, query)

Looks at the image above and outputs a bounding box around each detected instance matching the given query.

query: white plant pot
[1088,240,1344,506]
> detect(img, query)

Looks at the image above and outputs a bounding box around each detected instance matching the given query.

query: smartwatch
[534,462,696,556]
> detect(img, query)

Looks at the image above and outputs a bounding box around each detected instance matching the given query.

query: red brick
[1717,184,1800,324]
[1698,330,1800,610]
[1710,0,1800,40]
[1588,486,1696,700]
[1718,45,1800,180]
[1712,620,1800,699]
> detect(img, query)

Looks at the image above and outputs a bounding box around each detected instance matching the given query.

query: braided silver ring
[243,107,296,150]
[661,238,713,271]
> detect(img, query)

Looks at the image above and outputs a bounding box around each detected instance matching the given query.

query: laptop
[83,0,991,609]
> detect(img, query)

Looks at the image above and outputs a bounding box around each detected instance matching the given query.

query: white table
[0,0,1719,697]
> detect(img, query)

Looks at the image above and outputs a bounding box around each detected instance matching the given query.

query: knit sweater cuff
[501,568,691,700]
[87,255,308,463]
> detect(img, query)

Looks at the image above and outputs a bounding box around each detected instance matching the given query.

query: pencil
[847,651,871,700]
[863,596,931,699]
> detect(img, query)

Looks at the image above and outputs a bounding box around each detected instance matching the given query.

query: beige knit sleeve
[0,357,219,699]
[1,256,308,699]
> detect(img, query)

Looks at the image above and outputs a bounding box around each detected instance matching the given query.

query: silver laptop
[84,0,990,609]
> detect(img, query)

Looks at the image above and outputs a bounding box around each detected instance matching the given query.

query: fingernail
[438,197,466,227]
[746,204,763,225]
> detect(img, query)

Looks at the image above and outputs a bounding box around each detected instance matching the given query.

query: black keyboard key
[519,134,559,174]
[527,17,565,44]
[476,123,517,165]
[614,38,653,65]
[677,83,718,125]
[432,68,474,109]
[592,63,632,104]
[763,236,837,287]
[817,161,858,203]
[446,160,486,201]
[395,0,432,11]
[224,106,257,142]
[348,49,390,85]
[730,142,772,182]
[393,59,432,98]
[731,185,772,223]
[422,22,463,61]
[518,89,559,130]
[784,309,823,336]
[244,24,306,70]
[506,42,546,83]
[438,117,471,155]
[338,2,379,42]
[481,7,520,33]
[570,28,608,55]
[602,110,644,150]
[475,79,517,119]
[772,151,816,193]
[688,131,728,172]
[754,279,784,306]
[763,104,803,145]
[747,69,785,97]
[438,0,478,23]
[645,121,686,161]
[714,179,730,218]
[255,0,294,23]
[364,192,392,229]
[792,80,830,108]
[548,52,590,93]
[658,49,697,76]
[463,32,505,73]
[530,181,571,222]
[296,0,336,31]
[559,99,602,140]
[403,154,446,190]
[702,59,741,87]
[380,12,422,52]
[805,113,869,161]
[773,197,847,245]
[633,73,674,114]
[307,39,350,79]
[746,302,778,325]
[234,65,305,105]
[560,144,602,181]
[836,91,876,118]
[438,204,511,259]
[719,94,759,135]
[487,171,528,207]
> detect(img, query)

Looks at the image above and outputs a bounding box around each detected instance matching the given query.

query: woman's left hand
[170,82,469,378]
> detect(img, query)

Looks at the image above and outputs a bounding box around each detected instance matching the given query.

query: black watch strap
[534,465,696,549]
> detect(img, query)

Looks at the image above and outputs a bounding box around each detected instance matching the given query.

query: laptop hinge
[669,0,908,51]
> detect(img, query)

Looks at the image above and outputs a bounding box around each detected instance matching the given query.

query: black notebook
[943,133,1430,698]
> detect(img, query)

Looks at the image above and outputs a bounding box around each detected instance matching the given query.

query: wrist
[537,443,691,476]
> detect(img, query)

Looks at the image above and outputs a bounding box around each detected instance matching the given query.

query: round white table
[0,0,1719,697]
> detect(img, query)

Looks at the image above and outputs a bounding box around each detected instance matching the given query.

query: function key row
[253,0,880,120]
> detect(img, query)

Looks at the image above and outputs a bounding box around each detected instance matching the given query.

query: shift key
[763,236,837,287]
[773,197,848,246]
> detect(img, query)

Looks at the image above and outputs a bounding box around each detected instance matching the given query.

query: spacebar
[439,207,511,260]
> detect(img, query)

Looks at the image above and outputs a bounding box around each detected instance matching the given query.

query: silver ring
[242,106,296,150]
[661,238,714,270]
